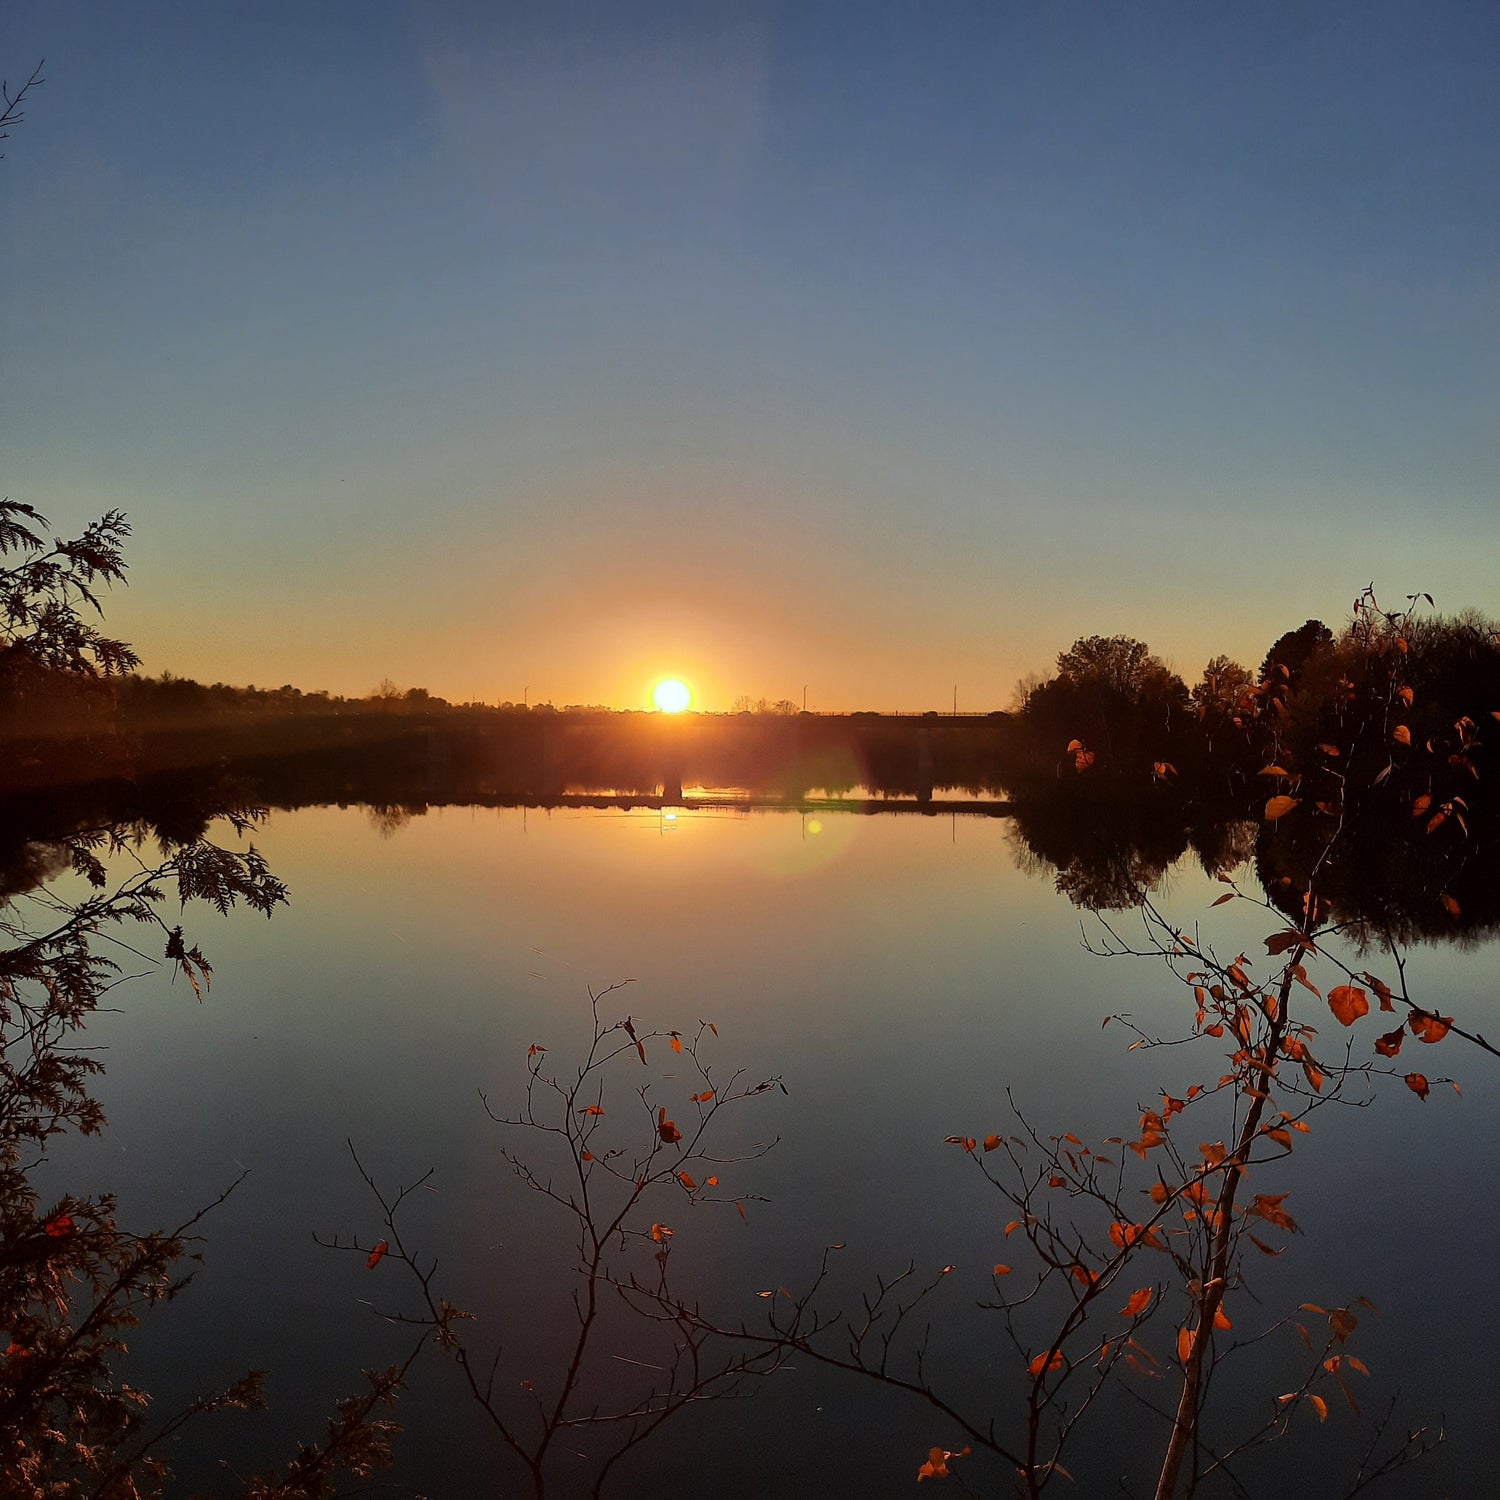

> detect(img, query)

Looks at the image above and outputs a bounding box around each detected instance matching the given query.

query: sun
[651,677,692,713]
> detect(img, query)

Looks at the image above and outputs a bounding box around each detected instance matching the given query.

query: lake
[33,798,1500,1496]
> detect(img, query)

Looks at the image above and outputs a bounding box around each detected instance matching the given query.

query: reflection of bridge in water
[444,792,1014,816]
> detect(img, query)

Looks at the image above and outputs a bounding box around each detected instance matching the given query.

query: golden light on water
[651,677,692,713]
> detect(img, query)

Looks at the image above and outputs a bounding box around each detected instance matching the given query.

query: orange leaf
[657,1107,682,1145]
[1309,1393,1329,1422]
[917,1446,970,1482]
[1404,1073,1430,1101]
[1177,1326,1196,1365]
[1411,795,1432,819]
[366,1240,389,1271]
[1409,1012,1452,1044]
[706,1175,719,1186]
[993,1264,1012,1276]
[1028,1349,1066,1377]
[983,1134,1001,1152]
[650,1222,674,1242]
[1249,1192,1298,1231]
[1440,893,1461,918]
[1392,724,1411,745]
[1374,1027,1404,1058]
[578,1104,605,1117]
[1003,1220,1021,1237]
[1329,1307,1358,1342]
[669,1034,683,1054]
[1327,985,1369,1027]
[677,1171,697,1190]
[1290,965,1321,996]
[1213,1305,1232,1330]
[1265,795,1300,821]
[1120,1288,1152,1317]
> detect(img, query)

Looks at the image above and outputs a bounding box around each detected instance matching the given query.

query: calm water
[42,803,1499,1496]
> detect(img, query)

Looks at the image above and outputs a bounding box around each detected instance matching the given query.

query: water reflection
[8,763,1492,945]
[3,778,1496,1494]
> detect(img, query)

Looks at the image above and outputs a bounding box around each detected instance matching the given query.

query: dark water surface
[39,802,1499,1496]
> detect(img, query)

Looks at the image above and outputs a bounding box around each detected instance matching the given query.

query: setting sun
[651,677,692,713]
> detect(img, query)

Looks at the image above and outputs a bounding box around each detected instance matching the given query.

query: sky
[3,0,1496,711]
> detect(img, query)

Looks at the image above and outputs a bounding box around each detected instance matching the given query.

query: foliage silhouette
[327,985,789,1498]
[0,500,420,1495]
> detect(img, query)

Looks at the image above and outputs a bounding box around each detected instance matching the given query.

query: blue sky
[3,1,1496,708]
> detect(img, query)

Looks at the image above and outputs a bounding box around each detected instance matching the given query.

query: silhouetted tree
[1258,618,1333,686]
[1010,635,1189,785]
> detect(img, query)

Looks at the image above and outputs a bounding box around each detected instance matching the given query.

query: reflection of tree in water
[1050,845,1170,910]
[1006,800,1188,910]
[366,802,424,838]
[1008,789,1498,950]
[1186,817,1258,880]
[1255,806,1500,950]
[0,839,72,905]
